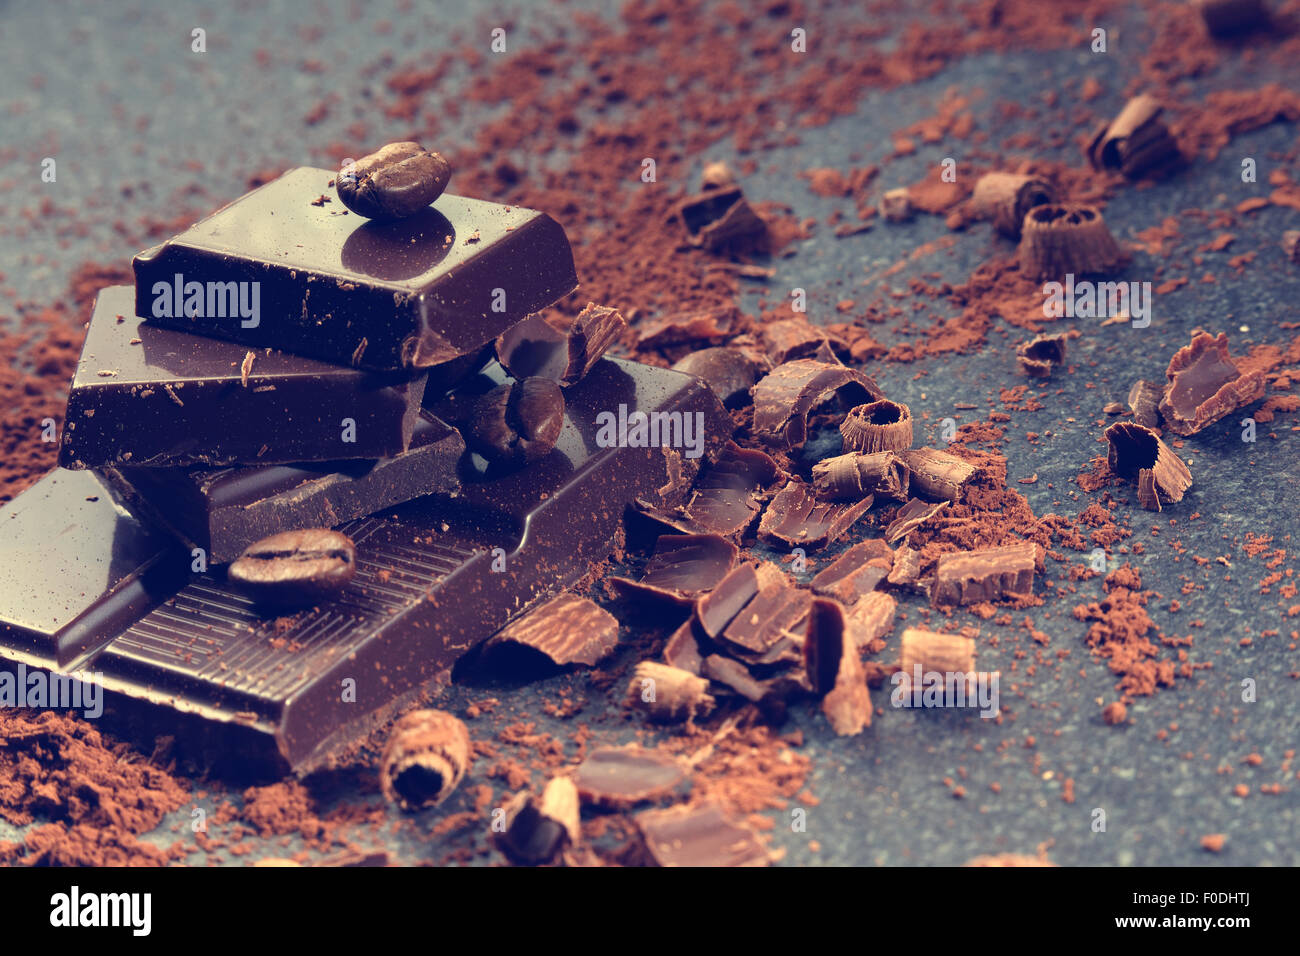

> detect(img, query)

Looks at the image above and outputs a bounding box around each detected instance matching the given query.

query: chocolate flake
[379,710,471,812]
[720,580,812,665]
[885,497,947,545]
[1086,94,1180,178]
[636,306,739,349]
[573,745,688,807]
[898,447,976,501]
[1016,333,1067,378]
[751,358,883,450]
[839,399,914,453]
[845,591,897,648]
[486,593,619,667]
[812,450,910,502]
[932,541,1037,607]
[627,661,715,724]
[635,803,770,867]
[610,533,739,606]
[663,618,706,674]
[887,545,923,588]
[672,347,760,408]
[761,317,848,365]
[696,563,760,637]
[803,597,871,735]
[561,302,627,384]
[494,776,581,866]
[758,479,873,550]
[1105,421,1193,508]
[810,539,894,604]
[681,442,782,537]
[672,184,768,251]
[1017,204,1125,280]
[899,628,976,677]
[1157,331,1265,436]
[1127,379,1164,429]
[1283,230,1300,265]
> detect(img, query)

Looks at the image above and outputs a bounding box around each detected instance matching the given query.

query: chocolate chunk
[803,597,871,735]
[1016,333,1067,378]
[839,399,914,453]
[879,187,913,222]
[228,529,358,609]
[672,184,768,251]
[898,447,976,501]
[1105,421,1193,508]
[636,306,739,349]
[720,580,811,665]
[887,545,923,588]
[104,409,464,565]
[1086,94,1180,178]
[635,803,769,867]
[610,533,739,607]
[672,347,761,408]
[969,172,1056,238]
[885,497,947,545]
[560,303,627,383]
[810,539,893,604]
[931,542,1037,607]
[1193,0,1268,38]
[627,662,715,723]
[135,167,578,371]
[812,451,909,503]
[899,628,975,677]
[761,317,849,365]
[573,745,687,807]
[494,777,581,866]
[379,709,470,811]
[1127,379,1164,429]
[663,618,706,674]
[758,479,873,550]
[466,377,566,465]
[336,143,453,221]
[696,563,760,638]
[486,593,619,667]
[1017,204,1125,280]
[751,359,883,450]
[59,287,428,469]
[845,591,897,649]
[680,442,782,536]
[1157,332,1265,436]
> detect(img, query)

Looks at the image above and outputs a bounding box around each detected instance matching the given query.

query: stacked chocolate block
[0,167,726,773]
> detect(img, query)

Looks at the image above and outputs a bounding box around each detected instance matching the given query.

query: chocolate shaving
[803,597,871,735]
[810,539,894,604]
[378,710,471,812]
[898,447,976,501]
[1283,230,1300,265]
[663,617,706,674]
[879,187,913,222]
[610,533,739,607]
[696,563,760,637]
[899,627,976,677]
[1017,204,1125,280]
[635,803,770,867]
[1157,331,1265,436]
[1136,468,1162,513]
[885,497,947,545]
[1127,379,1164,429]
[636,306,739,349]
[681,442,782,537]
[969,171,1056,238]
[720,580,812,665]
[839,399,913,453]
[758,479,873,550]
[931,541,1037,607]
[702,654,775,703]
[560,302,627,384]
[573,745,688,807]
[812,450,909,502]
[486,593,619,667]
[671,184,768,251]
[1105,421,1193,508]
[761,317,848,365]
[672,347,760,408]
[1086,94,1180,178]
[845,591,897,649]
[751,358,883,450]
[1016,333,1067,378]
[887,545,923,588]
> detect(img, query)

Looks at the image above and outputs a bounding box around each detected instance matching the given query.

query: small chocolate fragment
[466,377,565,465]
[969,172,1056,238]
[1018,204,1125,280]
[336,142,454,221]
[761,317,848,365]
[803,598,871,735]
[672,184,768,251]
[840,399,914,453]
[1157,331,1265,436]
[931,541,1037,607]
[495,305,626,386]
[1284,230,1300,264]
[813,451,909,503]
[228,529,357,608]
[486,593,619,667]
[898,447,976,501]
[1104,421,1193,507]
[758,479,873,550]
[1016,333,1067,378]
[899,628,976,677]
[636,306,739,349]
[635,803,770,867]
[494,777,580,866]
[696,563,760,637]
[810,539,894,604]
[700,161,736,190]
[879,187,913,222]
[845,591,897,649]
[627,662,715,724]
[663,618,706,674]
[1127,379,1164,429]
[1086,95,1180,178]
[379,709,471,811]
[885,498,947,545]
[720,575,810,666]
[1192,0,1268,37]
[681,443,782,536]
[672,347,761,409]
[887,545,923,588]
[702,655,774,704]
[561,303,627,384]
[752,359,883,450]
[610,533,738,607]
[573,745,688,807]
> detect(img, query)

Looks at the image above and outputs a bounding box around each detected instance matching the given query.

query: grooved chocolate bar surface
[134,167,579,371]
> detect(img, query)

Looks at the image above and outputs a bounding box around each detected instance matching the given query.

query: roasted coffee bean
[228,528,357,608]
[336,142,453,221]
[466,377,565,466]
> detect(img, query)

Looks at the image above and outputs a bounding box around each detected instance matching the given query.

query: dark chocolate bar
[105,410,465,565]
[1,359,728,773]
[60,286,428,469]
[134,167,579,371]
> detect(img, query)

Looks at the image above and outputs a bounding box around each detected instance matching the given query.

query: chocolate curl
[628,661,715,723]
[1192,0,1268,37]
[1086,95,1180,178]
[1283,230,1300,265]
[812,451,909,502]
[562,303,627,385]
[839,399,914,453]
[885,498,947,545]
[899,627,976,677]
[672,184,767,251]
[761,317,847,365]
[1127,379,1164,429]
[1016,333,1067,378]
[970,172,1056,238]
[1017,204,1124,280]
[379,709,471,811]
[751,359,883,450]
[931,542,1037,607]
[803,598,871,735]
[1157,332,1265,436]
[1104,421,1193,509]
[897,447,976,501]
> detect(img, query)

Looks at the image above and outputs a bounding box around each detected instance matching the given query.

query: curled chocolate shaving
[1016,333,1067,378]
[970,172,1056,238]
[1157,331,1265,436]
[636,306,739,349]
[1086,94,1180,178]
[681,441,782,537]
[898,447,976,501]
[702,654,778,706]
[885,497,947,545]
[758,479,873,550]
[803,597,871,735]
[887,545,923,588]
[379,709,471,812]
[672,347,760,408]
[812,450,910,502]
[1105,421,1193,508]
[931,541,1037,607]
[1017,204,1125,280]
[839,399,914,454]
[751,358,883,450]
[845,591,897,649]
[696,563,760,638]
[610,533,739,607]
[627,661,716,724]
[486,593,620,667]
[560,302,627,384]
[1127,379,1164,429]
[494,777,581,866]
[495,304,626,385]
[810,539,894,604]
[899,627,976,677]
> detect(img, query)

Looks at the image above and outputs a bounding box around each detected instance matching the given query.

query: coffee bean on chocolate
[466,377,565,465]
[228,528,357,607]
[336,142,453,221]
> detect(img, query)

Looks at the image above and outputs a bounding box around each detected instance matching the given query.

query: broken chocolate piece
[720,580,811,665]
[1193,0,1268,37]
[1105,421,1193,506]
[810,539,894,604]
[839,399,913,454]
[751,359,883,450]
[1018,204,1125,280]
[573,745,688,806]
[884,498,947,545]
[379,709,471,811]
[627,662,715,724]
[879,187,913,222]
[932,541,1037,607]
[761,317,848,366]
[758,479,873,550]
[1016,333,1067,378]
[887,545,923,588]
[702,655,773,704]
[635,803,769,867]
[681,443,782,537]
[899,628,975,677]
[672,184,767,251]
[803,597,871,735]
[897,447,976,501]
[494,776,580,866]
[970,172,1056,238]
[1086,94,1180,178]
[1157,331,1265,436]
[610,534,738,607]
[696,564,760,638]
[845,591,896,648]
[812,451,909,503]
[672,347,761,408]
[1127,379,1164,429]
[663,618,706,674]
[486,593,619,667]
[636,306,739,349]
